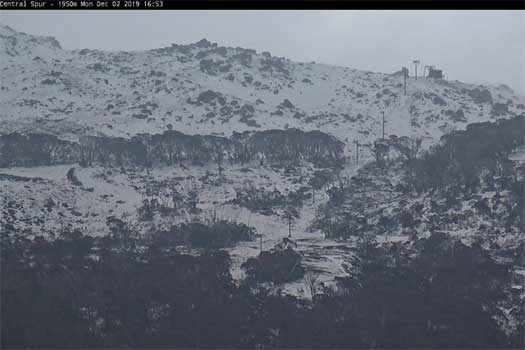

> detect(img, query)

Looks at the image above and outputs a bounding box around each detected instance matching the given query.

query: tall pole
[403,68,407,95]
[413,60,420,80]
[353,139,360,166]
[382,110,386,139]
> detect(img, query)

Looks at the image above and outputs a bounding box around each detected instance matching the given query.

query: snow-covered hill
[1,25,524,298]
[1,24,524,147]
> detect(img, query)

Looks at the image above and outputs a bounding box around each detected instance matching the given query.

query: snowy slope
[2,25,524,298]
[1,24,524,147]
[0,160,356,297]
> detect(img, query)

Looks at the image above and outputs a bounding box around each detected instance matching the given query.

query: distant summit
[0,25,523,149]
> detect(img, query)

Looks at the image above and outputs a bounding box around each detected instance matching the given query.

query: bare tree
[283,205,298,238]
[303,270,320,298]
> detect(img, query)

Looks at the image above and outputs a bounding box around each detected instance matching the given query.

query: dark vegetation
[242,246,305,284]
[1,228,521,348]
[411,115,525,194]
[309,168,337,190]
[0,128,344,169]
[232,185,311,216]
[410,115,525,231]
[152,221,256,249]
[336,233,520,348]
[232,129,344,168]
[0,133,78,167]
[317,116,525,239]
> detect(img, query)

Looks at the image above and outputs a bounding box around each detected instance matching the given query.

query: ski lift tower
[413,60,420,80]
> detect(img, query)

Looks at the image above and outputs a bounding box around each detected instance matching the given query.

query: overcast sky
[2,10,524,95]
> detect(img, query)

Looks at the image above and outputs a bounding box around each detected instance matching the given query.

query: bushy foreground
[2,228,522,349]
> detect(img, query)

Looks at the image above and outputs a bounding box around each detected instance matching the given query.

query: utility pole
[403,67,407,95]
[353,139,360,166]
[413,60,420,80]
[260,234,263,253]
[381,110,386,139]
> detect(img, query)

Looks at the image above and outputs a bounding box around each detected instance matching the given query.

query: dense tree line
[2,227,521,348]
[153,221,256,249]
[0,128,344,169]
[231,129,344,168]
[0,133,80,167]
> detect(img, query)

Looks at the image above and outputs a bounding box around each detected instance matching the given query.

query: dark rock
[432,95,447,106]
[195,38,212,48]
[197,90,225,105]
[278,99,295,110]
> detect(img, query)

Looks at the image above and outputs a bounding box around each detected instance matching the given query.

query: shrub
[242,246,305,284]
